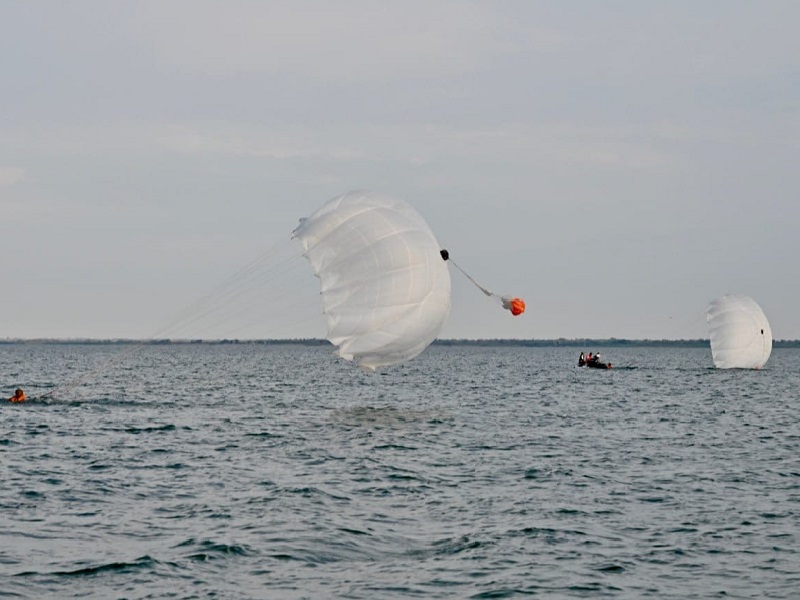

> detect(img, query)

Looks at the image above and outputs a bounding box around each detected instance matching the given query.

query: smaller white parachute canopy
[293,190,451,370]
[706,294,772,369]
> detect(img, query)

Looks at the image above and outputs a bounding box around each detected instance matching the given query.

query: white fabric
[293,191,451,370]
[706,294,772,369]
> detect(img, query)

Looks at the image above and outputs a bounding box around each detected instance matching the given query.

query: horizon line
[2,337,799,345]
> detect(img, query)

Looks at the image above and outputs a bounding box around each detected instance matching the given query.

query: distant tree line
[3,338,800,347]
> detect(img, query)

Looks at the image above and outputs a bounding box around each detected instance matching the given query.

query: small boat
[585,360,611,369]
[578,353,611,369]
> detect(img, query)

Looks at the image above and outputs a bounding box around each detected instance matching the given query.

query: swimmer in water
[8,388,25,403]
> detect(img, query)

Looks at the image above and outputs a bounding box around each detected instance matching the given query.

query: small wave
[432,535,488,556]
[330,406,451,428]
[338,527,371,536]
[25,425,51,436]
[470,587,546,598]
[174,538,254,563]
[33,397,155,408]
[594,562,626,573]
[244,431,282,438]
[16,555,163,578]
[373,443,418,451]
[263,536,379,566]
[283,485,351,501]
[567,582,620,593]
[107,424,178,434]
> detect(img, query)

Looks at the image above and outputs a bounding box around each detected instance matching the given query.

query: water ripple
[1,344,798,598]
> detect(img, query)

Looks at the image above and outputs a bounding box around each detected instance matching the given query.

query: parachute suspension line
[440,249,526,317]
[442,253,495,299]
[38,343,149,400]
[147,235,320,342]
[39,237,311,400]
[664,308,707,341]
[149,238,301,340]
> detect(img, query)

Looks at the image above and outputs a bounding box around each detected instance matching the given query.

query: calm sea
[1,343,798,599]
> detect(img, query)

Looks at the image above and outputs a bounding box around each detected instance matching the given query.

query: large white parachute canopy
[706,294,772,369]
[293,191,451,370]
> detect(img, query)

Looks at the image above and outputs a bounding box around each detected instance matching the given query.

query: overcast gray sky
[2,1,799,340]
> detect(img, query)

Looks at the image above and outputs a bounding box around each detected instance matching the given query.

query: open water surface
[1,343,798,599]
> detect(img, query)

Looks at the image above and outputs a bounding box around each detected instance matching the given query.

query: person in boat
[578,352,586,366]
[8,388,25,403]
[586,354,612,369]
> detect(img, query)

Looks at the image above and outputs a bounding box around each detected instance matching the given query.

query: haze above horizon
[2,2,798,340]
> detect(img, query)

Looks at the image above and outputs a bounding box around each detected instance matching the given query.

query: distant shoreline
[2,338,800,348]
